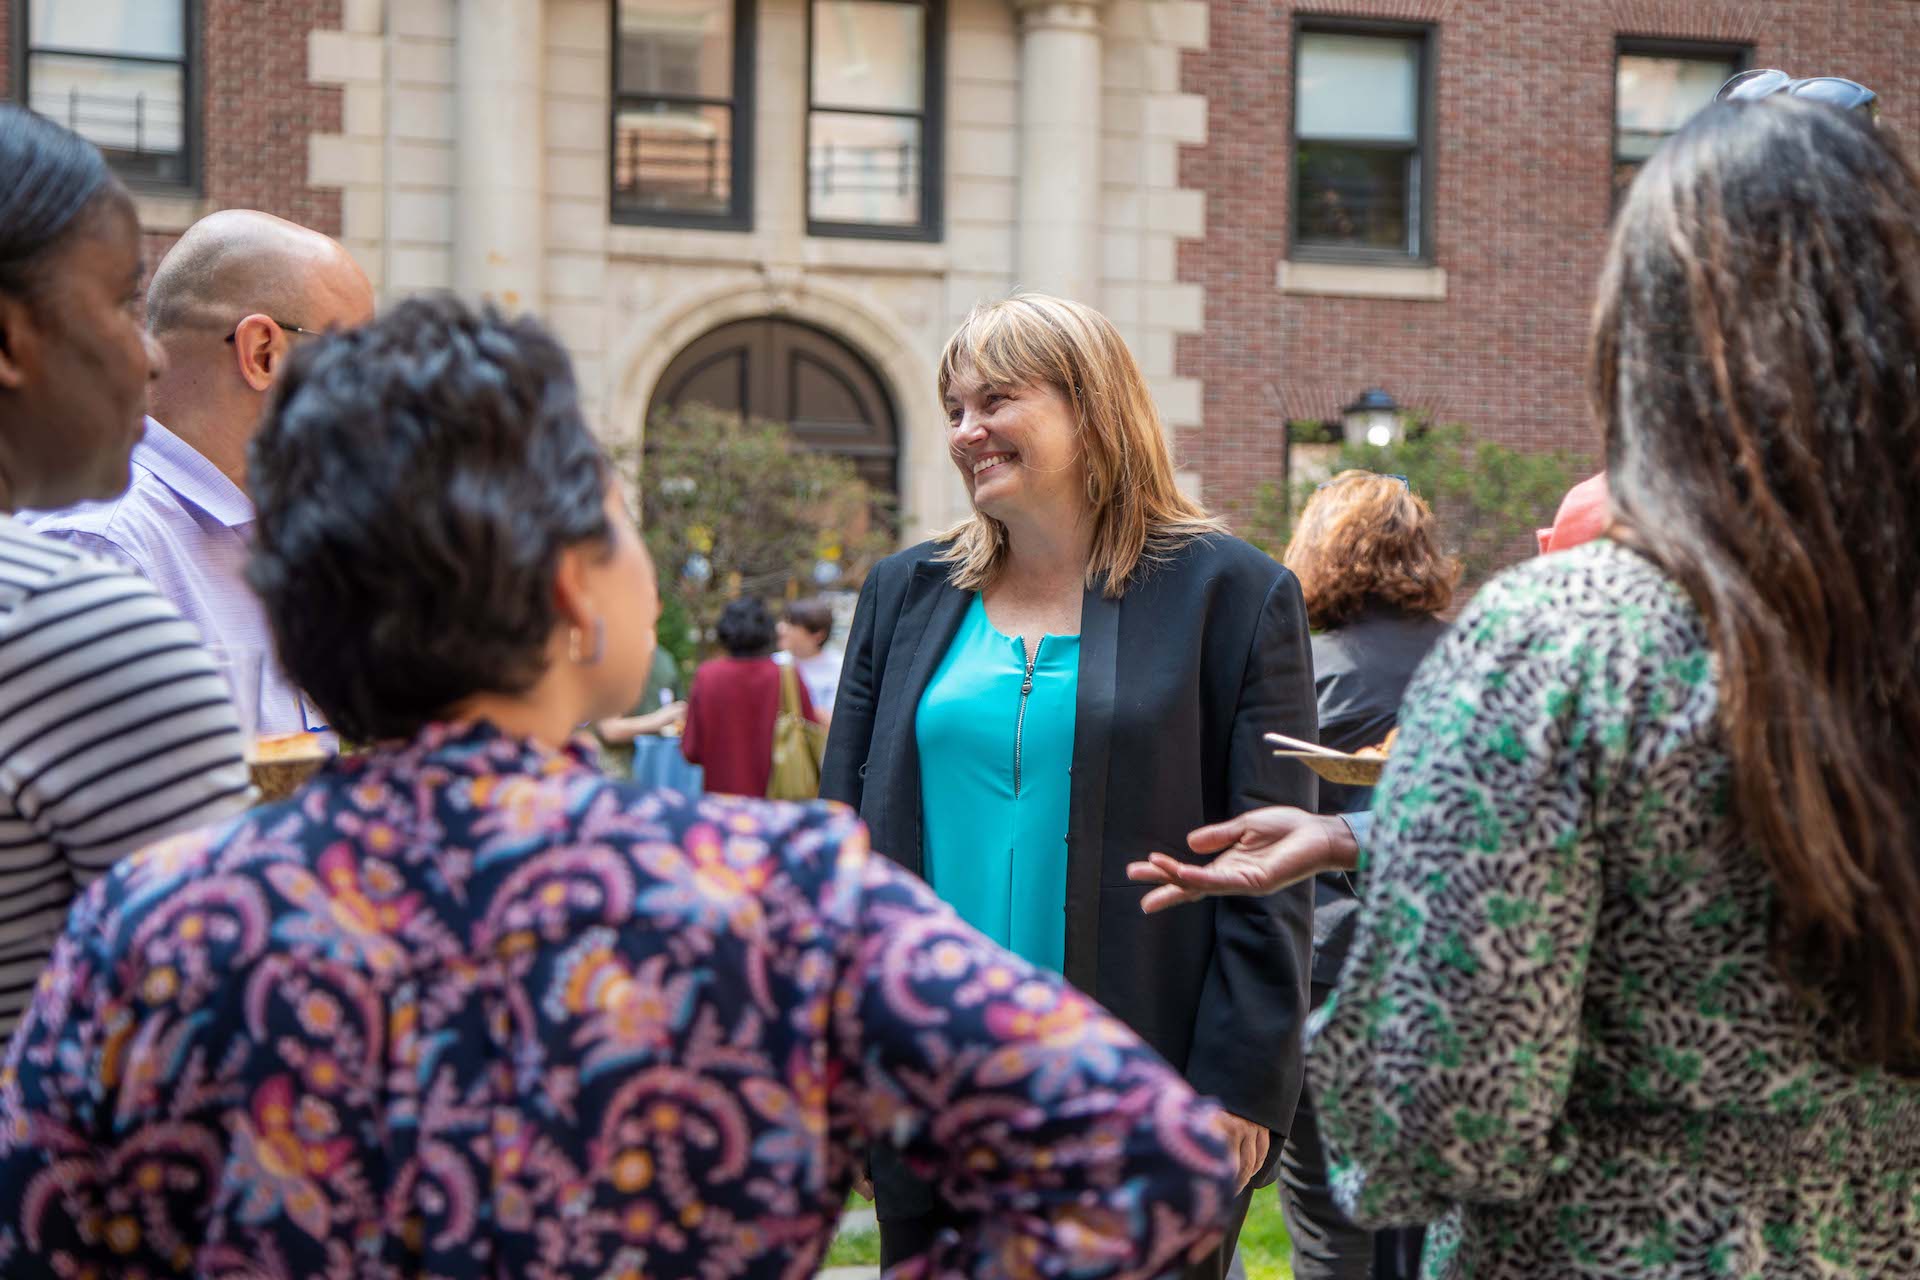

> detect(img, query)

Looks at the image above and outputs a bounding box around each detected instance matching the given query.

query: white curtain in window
[30,1,183,59]
[1616,55,1733,159]
[1296,33,1418,142]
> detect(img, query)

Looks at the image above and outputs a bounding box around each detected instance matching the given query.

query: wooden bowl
[249,734,331,804]
[1271,750,1388,787]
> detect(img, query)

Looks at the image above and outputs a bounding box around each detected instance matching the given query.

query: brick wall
[1178,0,1920,510]
[0,0,343,262]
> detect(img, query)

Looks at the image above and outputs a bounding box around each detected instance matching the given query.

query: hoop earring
[568,620,605,666]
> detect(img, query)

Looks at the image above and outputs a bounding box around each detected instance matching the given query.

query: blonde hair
[934,293,1222,596]
[1283,471,1460,630]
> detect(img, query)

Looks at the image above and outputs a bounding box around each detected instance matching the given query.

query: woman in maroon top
[682,595,818,795]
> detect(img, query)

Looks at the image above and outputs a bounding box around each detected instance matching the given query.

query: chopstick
[1263,732,1346,757]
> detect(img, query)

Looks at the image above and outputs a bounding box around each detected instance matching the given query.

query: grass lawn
[822,1190,1293,1277]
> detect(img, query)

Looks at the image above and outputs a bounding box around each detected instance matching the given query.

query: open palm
[1125,807,1358,914]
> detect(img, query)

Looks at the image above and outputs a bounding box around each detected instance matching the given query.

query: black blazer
[821,534,1317,1153]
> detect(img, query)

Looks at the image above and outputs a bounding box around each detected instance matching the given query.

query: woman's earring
[569,619,606,666]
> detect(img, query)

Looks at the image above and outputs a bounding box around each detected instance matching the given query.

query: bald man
[27,210,374,736]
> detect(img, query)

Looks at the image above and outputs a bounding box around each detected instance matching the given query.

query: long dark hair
[0,105,116,297]
[1593,99,1920,1070]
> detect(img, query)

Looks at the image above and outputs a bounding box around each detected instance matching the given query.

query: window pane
[619,0,733,99]
[810,112,922,225]
[28,53,186,181]
[613,103,734,215]
[30,0,184,60]
[1297,32,1418,142]
[1296,142,1413,252]
[1616,54,1736,161]
[812,1,924,113]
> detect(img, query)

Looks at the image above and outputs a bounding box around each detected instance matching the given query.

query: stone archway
[648,316,899,496]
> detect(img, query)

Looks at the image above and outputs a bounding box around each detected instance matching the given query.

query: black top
[821,534,1318,1186]
[1307,604,1449,984]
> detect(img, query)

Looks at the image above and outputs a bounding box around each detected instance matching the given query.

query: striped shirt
[0,517,250,1037]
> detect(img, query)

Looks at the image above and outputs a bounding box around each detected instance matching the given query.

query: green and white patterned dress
[1308,540,1920,1279]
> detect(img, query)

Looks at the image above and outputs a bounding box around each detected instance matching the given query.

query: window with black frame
[612,0,754,228]
[19,2,193,188]
[807,0,941,239]
[1291,25,1431,261]
[1614,42,1743,203]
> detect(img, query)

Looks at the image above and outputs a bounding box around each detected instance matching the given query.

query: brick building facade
[5,1,1917,530]
[1180,0,1920,508]
[1,2,342,266]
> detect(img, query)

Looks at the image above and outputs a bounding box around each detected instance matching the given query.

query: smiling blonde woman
[820,292,1319,1278]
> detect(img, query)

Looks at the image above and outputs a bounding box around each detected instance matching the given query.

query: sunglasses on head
[1716,68,1879,116]
[1317,472,1411,493]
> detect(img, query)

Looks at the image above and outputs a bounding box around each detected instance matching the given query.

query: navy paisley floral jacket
[0,721,1236,1278]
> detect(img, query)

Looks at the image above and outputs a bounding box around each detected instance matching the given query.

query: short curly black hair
[247,295,611,742]
[715,597,774,658]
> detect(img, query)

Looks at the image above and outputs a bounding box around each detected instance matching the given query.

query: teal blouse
[914,595,1079,973]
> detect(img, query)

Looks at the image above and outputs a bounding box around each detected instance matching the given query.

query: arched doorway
[647,317,900,495]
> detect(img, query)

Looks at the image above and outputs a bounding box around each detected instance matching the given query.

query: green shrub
[1234,422,1583,592]
[618,403,896,647]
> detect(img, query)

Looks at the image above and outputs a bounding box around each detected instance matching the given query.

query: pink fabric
[1537,472,1612,554]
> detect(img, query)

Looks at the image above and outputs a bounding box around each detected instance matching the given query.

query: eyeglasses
[1716,68,1879,116]
[224,317,320,344]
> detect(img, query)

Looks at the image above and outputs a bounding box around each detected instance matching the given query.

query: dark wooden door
[649,318,900,495]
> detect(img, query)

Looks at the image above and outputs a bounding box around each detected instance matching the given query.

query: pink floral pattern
[0,721,1233,1278]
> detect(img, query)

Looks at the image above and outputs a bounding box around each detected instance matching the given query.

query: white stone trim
[133,193,211,236]
[1277,260,1450,301]
[608,279,959,540]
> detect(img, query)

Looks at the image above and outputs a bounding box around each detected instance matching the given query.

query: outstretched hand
[1125,808,1360,914]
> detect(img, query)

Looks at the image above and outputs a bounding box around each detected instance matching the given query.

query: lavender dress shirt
[25,417,312,735]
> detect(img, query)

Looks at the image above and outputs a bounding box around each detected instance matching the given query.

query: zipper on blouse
[1014,638,1039,798]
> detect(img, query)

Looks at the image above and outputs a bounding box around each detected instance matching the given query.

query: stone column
[1012,0,1105,302]
[455,0,545,312]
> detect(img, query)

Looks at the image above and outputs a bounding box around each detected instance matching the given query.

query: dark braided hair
[1593,98,1920,1070]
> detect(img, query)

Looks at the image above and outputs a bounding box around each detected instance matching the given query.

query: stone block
[546,97,606,150]
[1146,283,1203,331]
[392,0,456,41]
[1151,374,1203,426]
[546,150,606,201]
[343,83,385,137]
[1103,188,1143,230]
[547,197,610,252]
[1104,135,1143,185]
[342,187,385,242]
[391,190,455,244]
[389,245,454,290]
[948,176,1015,224]
[1103,88,1146,137]
[948,220,1015,269]
[1146,93,1206,144]
[392,87,455,142]
[1102,231,1141,281]
[546,251,610,301]
[1148,1,1208,50]
[392,141,455,188]
[343,0,384,35]
[949,125,1017,180]
[392,37,455,86]
[1143,233,1175,282]
[950,29,1019,83]
[546,50,608,102]
[1147,187,1205,237]
[309,31,383,85]
[548,0,609,53]
[309,135,384,187]
[950,79,1018,128]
